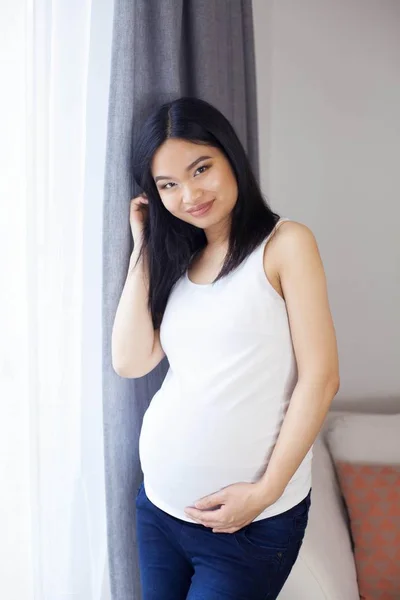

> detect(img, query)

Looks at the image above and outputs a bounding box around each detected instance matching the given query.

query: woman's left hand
[184,482,279,534]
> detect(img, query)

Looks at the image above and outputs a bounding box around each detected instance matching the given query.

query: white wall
[253,0,400,409]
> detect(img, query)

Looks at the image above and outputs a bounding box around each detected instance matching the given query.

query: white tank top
[139,218,313,522]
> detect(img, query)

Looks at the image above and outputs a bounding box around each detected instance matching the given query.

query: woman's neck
[204,216,231,250]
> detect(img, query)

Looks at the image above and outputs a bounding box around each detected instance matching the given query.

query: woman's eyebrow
[154,155,212,183]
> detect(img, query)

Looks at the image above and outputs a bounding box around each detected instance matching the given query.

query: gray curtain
[102,1,259,598]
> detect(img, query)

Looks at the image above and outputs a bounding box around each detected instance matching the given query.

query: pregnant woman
[112,97,339,600]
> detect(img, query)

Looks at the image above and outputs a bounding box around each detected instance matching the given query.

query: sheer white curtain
[0,1,113,598]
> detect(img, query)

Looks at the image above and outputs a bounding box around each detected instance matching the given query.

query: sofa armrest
[278,431,359,600]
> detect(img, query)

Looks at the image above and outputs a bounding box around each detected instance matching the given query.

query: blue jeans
[135,483,311,600]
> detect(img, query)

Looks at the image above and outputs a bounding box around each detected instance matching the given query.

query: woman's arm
[257,221,340,498]
[111,248,165,378]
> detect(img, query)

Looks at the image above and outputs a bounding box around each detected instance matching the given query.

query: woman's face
[151,138,238,229]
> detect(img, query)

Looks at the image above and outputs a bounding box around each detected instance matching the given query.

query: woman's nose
[182,185,203,205]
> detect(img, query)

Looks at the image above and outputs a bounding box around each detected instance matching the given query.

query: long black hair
[131,96,280,329]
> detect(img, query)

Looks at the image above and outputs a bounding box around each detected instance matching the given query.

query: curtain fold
[102,2,259,598]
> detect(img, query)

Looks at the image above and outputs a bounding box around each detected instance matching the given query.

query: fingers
[184,507,222,528]
[194,490,226,510]
[185,506,242,532]
[130,194,148,209]
[185,489,228,527]
[212,527,238,534]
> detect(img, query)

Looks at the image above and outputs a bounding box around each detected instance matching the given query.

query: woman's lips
[187,200,214,217]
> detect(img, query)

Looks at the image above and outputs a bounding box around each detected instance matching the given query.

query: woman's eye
[195,165,210,176]
[162,182,176,190]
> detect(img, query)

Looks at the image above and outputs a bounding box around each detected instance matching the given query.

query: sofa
[279,409,400,600]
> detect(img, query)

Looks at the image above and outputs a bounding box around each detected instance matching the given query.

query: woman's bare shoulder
[264,220,321,275]
[271,220,318,254]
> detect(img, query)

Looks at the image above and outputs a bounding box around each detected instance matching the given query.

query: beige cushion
[324,412,400,464]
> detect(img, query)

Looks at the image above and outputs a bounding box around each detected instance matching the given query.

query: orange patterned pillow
[335,462,400,600]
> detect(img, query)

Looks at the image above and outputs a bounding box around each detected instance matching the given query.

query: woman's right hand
[129,193,149,244]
